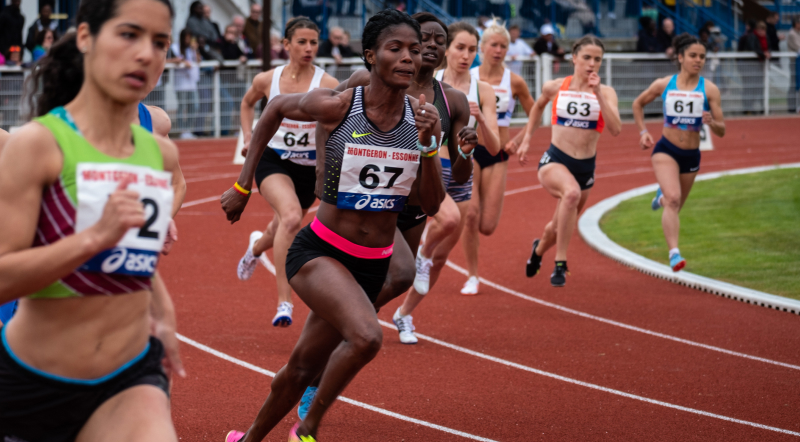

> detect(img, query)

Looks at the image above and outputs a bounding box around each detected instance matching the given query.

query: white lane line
[230,255,799,437]
[175,334,498,442]
[184,173,240,184]
[444,260,800,372]
[375,320,800,437]
[182,196,221,208]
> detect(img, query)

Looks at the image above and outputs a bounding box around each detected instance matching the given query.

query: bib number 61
[359,165,404,189]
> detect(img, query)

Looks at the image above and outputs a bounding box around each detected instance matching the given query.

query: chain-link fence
[1,52,796,135]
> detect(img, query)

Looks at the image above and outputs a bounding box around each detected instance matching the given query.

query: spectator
[31,28,55,62]
[533,24,565,58]
[0,0,24,57]
[765,12,782,53]
[172,29,201,139]
[220,24,247,63]
[25,4,58,55]
[231,15,251,56]
[636,16,664,53]
[657,18,675,56]
[244,3,263,57]
[506,24,533,75]
[186,1,220,50]
[220,24,247,134]
[698,27,719,52]
[738,20,769,114]
[203,4,222,44]
[270,28,289,61]
[4,46,22,67]
[317,26,355,62]
[788,18,800,112]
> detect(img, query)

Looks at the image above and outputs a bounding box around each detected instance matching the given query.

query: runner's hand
[161,219,178,255]
[588,72,601,95]
[151,315,186,379]
[457,127,478,155]
[220,186,250,224]
[517,133,532,166]
[414,94,439,144]
[468,101,482,122]
[90,175,145,250]
[639,132,655,150]
[504,139,518,155]
[702,111,713,125]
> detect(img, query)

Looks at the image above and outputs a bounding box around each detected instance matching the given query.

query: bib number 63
[359,165,404,189]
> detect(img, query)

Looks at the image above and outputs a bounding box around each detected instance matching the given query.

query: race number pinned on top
[555,91,600,129]
[337,143,420,212]
[664,90,704,131]
[492,86,511,114]
[75,163,174,277]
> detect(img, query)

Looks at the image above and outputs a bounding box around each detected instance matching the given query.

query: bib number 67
[359,165,404,189]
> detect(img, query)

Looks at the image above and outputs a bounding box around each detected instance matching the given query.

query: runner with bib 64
[517,36,622,287]
[632,33,725,272]
[220,9,444,442]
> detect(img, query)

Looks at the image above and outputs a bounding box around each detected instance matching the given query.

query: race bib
[493,86,511,116]
[268,119,316,166]
[664,90,704,130]
[337,143,420,212]
[555,91,600,130]
[75,163,174,277]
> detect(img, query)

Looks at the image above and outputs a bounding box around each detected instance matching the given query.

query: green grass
[600,168,800,299]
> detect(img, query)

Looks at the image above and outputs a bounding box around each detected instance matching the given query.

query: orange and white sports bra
[551,76,604,133]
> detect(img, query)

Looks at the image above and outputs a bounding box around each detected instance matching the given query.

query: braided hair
[361,9,421,71]
[672,32,705,70]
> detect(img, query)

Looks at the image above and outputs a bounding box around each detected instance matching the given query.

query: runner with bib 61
[632,33,725,272]
[221,9,444,441]
[518,36,622,287]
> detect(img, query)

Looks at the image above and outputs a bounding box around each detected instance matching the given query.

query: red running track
[162,117,800,441]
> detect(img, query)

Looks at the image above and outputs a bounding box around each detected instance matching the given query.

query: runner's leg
[538,164,582,261]
[76,386,175,442]
[652,153,682,250]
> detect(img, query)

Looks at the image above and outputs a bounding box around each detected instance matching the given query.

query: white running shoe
[272,301,293,327]
[460,276,479,295]
[237,231,263,281]
[392,307,418,345]
[413,247,434,295]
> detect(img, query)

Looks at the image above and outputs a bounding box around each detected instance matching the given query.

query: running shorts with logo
[538,144,596,190]
[470,67,513,168]
[0,332,169,442]
[652,137,701,174]
[473,144,509,168]
[396,204,427,232]
[254,147,317,209]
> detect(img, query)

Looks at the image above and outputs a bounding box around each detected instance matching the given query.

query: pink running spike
[288,423,302,442]
[225,430,245,442]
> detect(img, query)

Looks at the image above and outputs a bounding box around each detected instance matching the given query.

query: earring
[81,47,87,53]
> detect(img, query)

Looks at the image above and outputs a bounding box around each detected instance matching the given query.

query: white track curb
[578,163,800,315]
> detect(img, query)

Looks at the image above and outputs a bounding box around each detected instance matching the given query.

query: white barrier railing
[0,52,796,136]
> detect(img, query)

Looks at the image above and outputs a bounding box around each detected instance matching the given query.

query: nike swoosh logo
[415,214,426,219]
[352,131,372,138]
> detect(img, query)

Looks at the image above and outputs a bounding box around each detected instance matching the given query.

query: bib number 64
[359,165,404,189]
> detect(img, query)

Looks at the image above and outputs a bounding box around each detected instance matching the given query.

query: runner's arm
[240,72,272,146]
[598,85,621,136]
[476,81,501,155]
[517,79,559,165]
[446,89,475,185]
[412,95,445,216]
[704,81,725,137]
[632,77,668,137]
[507,73,536,149]
[150,272,185,378]
[334,68,370,92]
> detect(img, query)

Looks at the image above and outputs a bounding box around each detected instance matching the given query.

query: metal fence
[1,52,796,135]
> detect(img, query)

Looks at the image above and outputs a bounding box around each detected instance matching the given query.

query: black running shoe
[550,262,568,287]
[526,239,542,277]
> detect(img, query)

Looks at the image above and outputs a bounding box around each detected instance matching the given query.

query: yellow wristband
[233,182,251,195]
[420,147,439,158]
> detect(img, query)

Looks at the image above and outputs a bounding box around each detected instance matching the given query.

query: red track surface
[162,117,800,441]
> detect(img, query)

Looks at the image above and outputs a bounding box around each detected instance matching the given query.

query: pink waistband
[310,218,393,260]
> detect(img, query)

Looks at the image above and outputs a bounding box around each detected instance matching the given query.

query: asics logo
[563,119,590,129]
[101,248,127,273]
[352,130,372,138]
[355,195,372,210]
[671,117,697,125]
[280,151,311,160]
[280,151,292,160]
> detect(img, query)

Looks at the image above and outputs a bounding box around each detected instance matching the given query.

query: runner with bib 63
[632,33,725,272]
[235,17,339,328]
[220,9,444,442]
[518,36,622,287]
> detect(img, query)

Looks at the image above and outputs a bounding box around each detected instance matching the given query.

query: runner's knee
[662,191,681,210]
[279,210,304,234]
[562,188,582,208]
[349,325,383,359]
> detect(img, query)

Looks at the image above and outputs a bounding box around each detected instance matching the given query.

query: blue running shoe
[298,386,317,420]
[651,188,663,211]
[670,253,686,272]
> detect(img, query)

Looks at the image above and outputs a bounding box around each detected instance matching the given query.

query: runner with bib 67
[632,33,725,272]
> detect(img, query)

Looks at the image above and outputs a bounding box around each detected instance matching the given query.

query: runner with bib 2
[517,36,622,287]
[221,9,444,442]
[0,0,184,440]
[633,33,725,272]
[235,17,339,328]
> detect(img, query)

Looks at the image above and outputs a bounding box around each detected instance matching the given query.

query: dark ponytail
[25,0,174,118]
[672,32,704,69]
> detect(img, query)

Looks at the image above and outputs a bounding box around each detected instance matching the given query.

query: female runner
[0,0,184,440]
[236,17,338,327]
[394,21,500,342]
[632,33,725,271]
[0,130,11,326]
[461,19,536,295]
[519,36,622,287]
[220,10,444,441]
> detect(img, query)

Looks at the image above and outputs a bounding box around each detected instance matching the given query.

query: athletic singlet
[662,74,709,132]
[29,107,174,298]
[266,65,325,166]
[432,79,451,147]
[470,66,515,127]
[322,86,420,212]
[138,103,153,133]
[551,76,605,133]
[435,70,479,128]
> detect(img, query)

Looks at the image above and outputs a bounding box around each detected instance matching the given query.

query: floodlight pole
[261,0,272,73]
